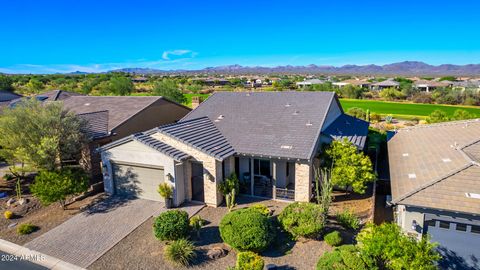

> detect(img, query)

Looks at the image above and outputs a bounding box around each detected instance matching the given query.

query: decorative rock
[206,246,228,260]
[8,222,17,228]
[6,198,15,207]
[266,264,277,270]
[18,198,27,205]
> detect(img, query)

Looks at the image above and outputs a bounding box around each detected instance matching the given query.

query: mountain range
[109,61,480,76]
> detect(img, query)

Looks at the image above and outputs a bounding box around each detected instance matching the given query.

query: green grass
[184,94,210,107]
[340,99,480,119]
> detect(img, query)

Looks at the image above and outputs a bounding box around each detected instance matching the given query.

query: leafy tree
[451,109,476,121]
[325,140,376,194]
[108,76,133,95]
[379,88,406,100]
[26,78,44,93]
[338,85,364,99]
[30,168,89,209]
[153,79,186,104]
[0,99,88,174]
[356,223,440,270]
[0,75,14,91]
[426,110,449,123]
[346,107,367,120]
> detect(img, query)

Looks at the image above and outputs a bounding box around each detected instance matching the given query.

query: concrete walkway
[24,197,203,268]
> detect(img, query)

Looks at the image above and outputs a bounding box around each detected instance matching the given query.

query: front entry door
[191,162,205,202]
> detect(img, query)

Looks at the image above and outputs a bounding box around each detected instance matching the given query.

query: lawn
[184,93,210,107]
[340,99,480,119]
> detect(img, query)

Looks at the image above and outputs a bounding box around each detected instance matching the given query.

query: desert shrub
[426,110,449,123]
[369,113,381,123]
[4,210,13,219]
[17,223,38,235]
[235,251,264,270]
[412,92,433,104]
[219,208,274,252]
[2,173,14,181]
[163,239,196,266]
[157,182,173,199]
[324,231,342,246]
[317,245,368,270]
[346,107,366,120]
[379,88,405,100]
[189,215,205,238]
[249,204,271,216]
[337,209,360,230]
[153,210,190,241]
[278,202,325,238]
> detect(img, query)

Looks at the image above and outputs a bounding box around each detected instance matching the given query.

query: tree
[30,168,89,209]
[26,78,44,93]
[153,79,186,104]
[379,88,406,100]
[356,223,440,270]
[0,75,14,91]
[109,76,133,95]
[338,85,364,99]
[325,140,376,194]
[426,109,449,123]
[346,107,367,120]
[451,109,476,121]
[0,99,88,174]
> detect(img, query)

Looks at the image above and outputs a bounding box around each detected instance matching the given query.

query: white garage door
[112,163,164,201]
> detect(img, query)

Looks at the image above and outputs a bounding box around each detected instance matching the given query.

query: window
[439,221,450,229]
[286,162,290,177]
[456,223,467,232]
[253,159,270,177]
[471,225,480,234]
[425,219,436,227]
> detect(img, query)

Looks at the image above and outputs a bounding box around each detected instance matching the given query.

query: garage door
[112,163,164,201]
[425,219,480,269]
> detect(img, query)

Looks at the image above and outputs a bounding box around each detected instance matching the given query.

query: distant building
[370,79,400,90]
[413,80,451,92]
[296,79,325,88]
[332,79,370,88]
[131,77,148,83]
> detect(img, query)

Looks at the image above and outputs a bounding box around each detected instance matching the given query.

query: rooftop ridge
[396,118,480,132]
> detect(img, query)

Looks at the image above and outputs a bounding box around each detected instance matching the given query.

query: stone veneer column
[294,162,312,202]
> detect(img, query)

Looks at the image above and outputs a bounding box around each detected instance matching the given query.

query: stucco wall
[274,160,287,188]
[321,99,343,131]
[100,140,185,206]
[294,162,312,202]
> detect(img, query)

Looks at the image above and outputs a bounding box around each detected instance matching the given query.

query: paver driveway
[24,196,203,268]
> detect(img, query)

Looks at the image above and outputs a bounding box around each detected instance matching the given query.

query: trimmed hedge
[153,210,190,241]
[324,231,342,247]
[219,208,275,252]
[278,202,325,238]
[236,251,264,270]
[316,245,368,270]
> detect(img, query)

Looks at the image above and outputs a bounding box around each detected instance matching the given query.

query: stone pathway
[24,197,203,268]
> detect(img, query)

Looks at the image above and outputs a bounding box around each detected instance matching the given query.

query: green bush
[316,245,368,270]
[249,204,271,216]
[153,210,190,241]
[163,239,196,266]
[17,223,38,235]
[324,231,342,247]
[219,208,274,252]
[235,251,264,270]
[278,202,325,238]
[337,209,360,230]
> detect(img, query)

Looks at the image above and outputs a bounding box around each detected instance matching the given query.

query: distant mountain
[109,61,480,76]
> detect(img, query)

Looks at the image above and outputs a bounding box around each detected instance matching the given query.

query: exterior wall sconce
[204,171,214,182]
[411,220,418,230]
[166,173,174,182]
[101,163,109,178]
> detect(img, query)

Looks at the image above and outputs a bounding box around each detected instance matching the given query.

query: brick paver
[24,197,203,268]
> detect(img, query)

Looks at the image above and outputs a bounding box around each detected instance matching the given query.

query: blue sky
[1,0,480,73]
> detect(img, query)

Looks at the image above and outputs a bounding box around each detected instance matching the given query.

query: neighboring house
[0,90,22,111]
[131,77,148,83]
[99,92,369,207]
[296,79,325,88]
[370,79,400,90]
[8,89,83,108]
[452,80,480,92]
[332,79,370,89]
[413,80,451,92]
[388,119,480,269]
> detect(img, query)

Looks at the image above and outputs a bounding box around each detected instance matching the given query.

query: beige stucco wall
[151,132,224,207]
[294,162,312,202]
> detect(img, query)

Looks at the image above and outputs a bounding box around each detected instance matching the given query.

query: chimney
[191,96,203,109]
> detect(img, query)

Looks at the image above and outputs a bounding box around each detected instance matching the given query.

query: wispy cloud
[162,49,197,60]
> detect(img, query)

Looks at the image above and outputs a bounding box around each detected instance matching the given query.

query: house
[7,89,83,108]
[452,80,480,92]
[98,92,369,207]
[370,79,400,90]
[332,79,370,89]
[0,90,22,111]
[131,77,148,83]
[388,119,480,268]
[296,79,325,88]
[413,80,451,92]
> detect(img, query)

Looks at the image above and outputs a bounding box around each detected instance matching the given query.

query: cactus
[366,109,370,122]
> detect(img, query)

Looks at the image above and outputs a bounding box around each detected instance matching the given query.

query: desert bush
[163,239,196,266]
[249,204,271,216]
[369,113,381,123]
[337,209,360,230]
[235,251,264,270]
[317,245,368,270]
[412,92,433,104]
[153,210,190,241]
[157,182,173,199]
[346,107,366,120]
[324,231,342,246]
[219,208,274,252]
[278,202,325,238]
[189,215,205,238]
[17,223,38,235]
[4,210,13,219]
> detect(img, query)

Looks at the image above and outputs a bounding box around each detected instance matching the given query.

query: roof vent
[408,173,416,179]
[402,153,409,157]
[466,193,480,199]
[84,103,90,106]
[293,110,299,115]
[285,103,291,107]
[281,145,292,149]
[217,115,224,120]
[442,158,451,163]
[246,93,251,96]
[306,121,313,126]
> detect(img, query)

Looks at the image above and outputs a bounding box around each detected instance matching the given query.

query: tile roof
[388,119,480,214]
[371,80,400,87]
[77,111,109,139]
[322,114,369,149]
[61,96,162,132]
[37,90,83,101]
[156,116,235,161]
[133,133,190,161]
[0,90,22,102]
[182,91,337,160]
